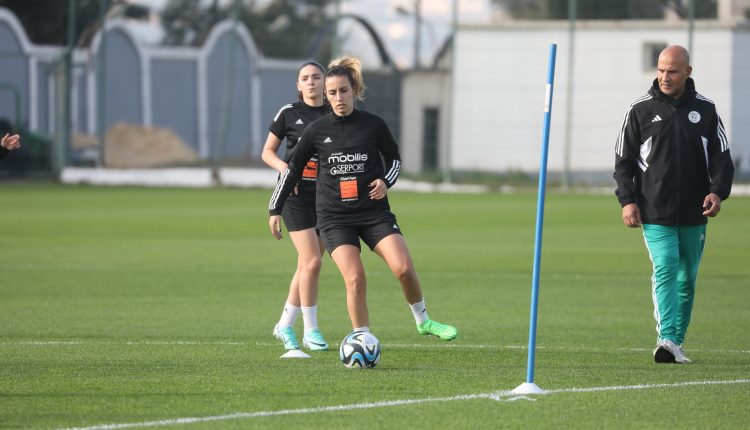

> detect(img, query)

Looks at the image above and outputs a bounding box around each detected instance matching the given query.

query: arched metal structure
[306,14,396,68]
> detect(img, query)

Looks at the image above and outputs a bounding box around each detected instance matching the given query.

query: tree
[159,0,333,60]
[160,0,227,46]
[490,0,717,20]
[4,0,336,59]
[0,0,98,46]
[240,0,332,59]
[0,0,149,46]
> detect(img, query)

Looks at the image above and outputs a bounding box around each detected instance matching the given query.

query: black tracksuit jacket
[269,108,401,230]
[614,78,734,226]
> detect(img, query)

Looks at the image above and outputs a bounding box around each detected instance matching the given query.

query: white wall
[731,31,750,173]
[450,23,740,175]
[400,70,450,173]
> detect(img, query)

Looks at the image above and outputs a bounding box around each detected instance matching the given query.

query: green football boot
[417,319,458,341]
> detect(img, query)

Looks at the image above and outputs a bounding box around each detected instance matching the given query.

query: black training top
[269,108,402,229]
[268,101,328,193]
[0,146,8,159]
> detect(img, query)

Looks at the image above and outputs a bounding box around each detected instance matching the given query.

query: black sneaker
[653,340,677,363]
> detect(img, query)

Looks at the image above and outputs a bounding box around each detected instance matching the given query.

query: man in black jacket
[614,45,734,364]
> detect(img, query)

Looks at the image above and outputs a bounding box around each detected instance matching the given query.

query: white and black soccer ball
[339,331,381,368]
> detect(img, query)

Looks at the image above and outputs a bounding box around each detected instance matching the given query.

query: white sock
[278,302,300,328]
[301,305,318,333]
[353,326,370,333]
[409,299,429,324]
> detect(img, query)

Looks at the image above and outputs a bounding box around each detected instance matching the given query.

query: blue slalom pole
[513,44,557,395]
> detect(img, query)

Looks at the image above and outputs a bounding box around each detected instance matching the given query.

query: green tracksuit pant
[642,224,706,345]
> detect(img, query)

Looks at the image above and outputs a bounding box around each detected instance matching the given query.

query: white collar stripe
[273,104,293,122]
[696,93,715,104]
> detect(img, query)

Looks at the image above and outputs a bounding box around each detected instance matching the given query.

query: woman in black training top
[262,61,329,352]
[269,55,457,341]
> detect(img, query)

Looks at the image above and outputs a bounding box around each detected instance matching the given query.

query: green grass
[0,184,748,429]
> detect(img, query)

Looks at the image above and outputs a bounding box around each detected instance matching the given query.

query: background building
[449,19,750,180]
[399,0,750,181]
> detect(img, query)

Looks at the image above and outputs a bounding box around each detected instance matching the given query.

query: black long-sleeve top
[268,101,328,194]
[269,108,401,229]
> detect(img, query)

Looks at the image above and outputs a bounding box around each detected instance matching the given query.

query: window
[422,107,439,172]
[643,42,667,70]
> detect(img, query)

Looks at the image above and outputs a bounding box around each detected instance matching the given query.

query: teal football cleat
[417,319,458,341]
[273,324,300,350]
[303,329,330,351]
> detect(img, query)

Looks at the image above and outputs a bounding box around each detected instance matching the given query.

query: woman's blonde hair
[327,55,367,101]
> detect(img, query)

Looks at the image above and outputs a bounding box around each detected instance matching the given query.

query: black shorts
[320,216,402,254]
[281,191,316,232]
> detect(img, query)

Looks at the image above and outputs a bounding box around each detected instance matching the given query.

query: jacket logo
[328,153,368,163]
[651,115,662,123]
[295,119,304,125]
[324,137,332,143]
[688,111,701,123]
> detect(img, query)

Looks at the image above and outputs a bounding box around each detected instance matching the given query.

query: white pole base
[281,349,311,359]
[511,382,545,395]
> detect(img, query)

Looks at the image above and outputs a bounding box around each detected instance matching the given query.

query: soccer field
[1,184,748,429]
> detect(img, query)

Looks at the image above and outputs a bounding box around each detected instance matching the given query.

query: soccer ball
[339,331,381,368]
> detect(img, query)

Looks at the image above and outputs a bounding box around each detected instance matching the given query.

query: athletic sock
[278,302,300,328]
[409,299,429,324]
[353,326,370,333]
[301,305,318,333]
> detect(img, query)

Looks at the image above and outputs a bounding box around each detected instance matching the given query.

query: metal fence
[0,7,402,182]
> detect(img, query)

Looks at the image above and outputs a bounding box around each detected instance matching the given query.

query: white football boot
[653,339,691,364]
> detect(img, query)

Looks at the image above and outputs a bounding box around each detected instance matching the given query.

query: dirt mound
[74,123,199,168]
[106,123,199,168]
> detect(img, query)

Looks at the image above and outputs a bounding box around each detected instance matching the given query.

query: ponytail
[326,55,366,101]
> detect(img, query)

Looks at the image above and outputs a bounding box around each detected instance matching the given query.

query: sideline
[57,379,750,430]
[59,167,489,193]
[57,167,750,195]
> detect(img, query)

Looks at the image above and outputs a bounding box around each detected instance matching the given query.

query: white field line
[384,343,750,354]
[56,379,750,430]
[5,340,750,354]
[6,340,246,346]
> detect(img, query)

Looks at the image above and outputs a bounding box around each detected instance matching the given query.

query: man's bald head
[657,45,692,99]
[660,45,690,67]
